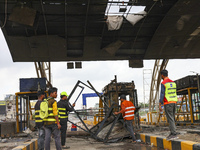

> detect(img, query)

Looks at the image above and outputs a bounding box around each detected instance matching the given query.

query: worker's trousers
[125,120,136,141]
[60,119,67,146]
[38,126,45,150]
[164,103,177,135]
[44,124,62,150]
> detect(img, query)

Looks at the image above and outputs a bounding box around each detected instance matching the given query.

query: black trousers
[60,119,67,146]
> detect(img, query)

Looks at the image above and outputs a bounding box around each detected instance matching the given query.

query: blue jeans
[45,124,62,150]
[38,127,45,150]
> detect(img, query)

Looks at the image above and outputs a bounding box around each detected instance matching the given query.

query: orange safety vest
[121,100,135,120]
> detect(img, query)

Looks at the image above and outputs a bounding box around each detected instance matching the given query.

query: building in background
[0,94,16,121]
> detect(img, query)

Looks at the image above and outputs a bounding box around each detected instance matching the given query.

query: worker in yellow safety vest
[114,94,137,143]
[34,90,46,150]
[43,87,62,150]
[159,69,178,141]
[58,91,75,149]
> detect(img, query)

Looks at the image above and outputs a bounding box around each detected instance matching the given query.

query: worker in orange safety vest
[114,94,137,143]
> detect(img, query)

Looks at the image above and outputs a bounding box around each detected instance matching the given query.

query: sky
[1,28,200,109]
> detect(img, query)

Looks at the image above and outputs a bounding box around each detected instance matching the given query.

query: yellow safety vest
[164,82,178,102]
[43,98,60,125]
[35,110,43,123]
[58,108,68,119]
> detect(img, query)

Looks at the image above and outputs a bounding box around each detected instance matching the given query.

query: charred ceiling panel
[7,35,67,62]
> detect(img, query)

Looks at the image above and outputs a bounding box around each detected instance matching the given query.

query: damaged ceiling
[1,0,200,67]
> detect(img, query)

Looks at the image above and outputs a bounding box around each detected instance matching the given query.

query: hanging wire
[40,0,48,35]
[39,0,50,58]
[132,1,158,49]
[1,0,8,29]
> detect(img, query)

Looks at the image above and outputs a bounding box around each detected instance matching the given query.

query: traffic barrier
[136,133,200,150]
[12,139,38,150]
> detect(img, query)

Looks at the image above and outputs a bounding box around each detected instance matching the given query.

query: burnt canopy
[1,0,200,64]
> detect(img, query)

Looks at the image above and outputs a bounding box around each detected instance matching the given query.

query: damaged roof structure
[1,0,200,68]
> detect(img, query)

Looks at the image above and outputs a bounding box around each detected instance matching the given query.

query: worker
[159,69,178,140]
[44,87,62,150]
[57,91,75,149]
[114,94,137,143]
[34,90,46,150]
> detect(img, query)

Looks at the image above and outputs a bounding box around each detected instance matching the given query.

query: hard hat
[60,91,68,97]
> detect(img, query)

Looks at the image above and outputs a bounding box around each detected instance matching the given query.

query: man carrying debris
[44,87,62,150]
[34,90,46,150]
[114,94,137,143]
[57,91,75,149]
[159,69,178,140]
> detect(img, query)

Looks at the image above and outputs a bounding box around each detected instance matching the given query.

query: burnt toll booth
[102,76,139,127]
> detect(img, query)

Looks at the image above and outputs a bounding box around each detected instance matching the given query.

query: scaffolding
[143,69,152,110]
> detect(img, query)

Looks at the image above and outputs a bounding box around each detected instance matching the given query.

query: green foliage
[139,102,149,108]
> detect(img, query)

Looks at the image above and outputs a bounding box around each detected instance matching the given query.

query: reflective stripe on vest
[58,108,68,119]
[43,98,60,124]
[43,107,56,122]
[122,101,135,120]
[35,110,43,123]
[164,82,178,102]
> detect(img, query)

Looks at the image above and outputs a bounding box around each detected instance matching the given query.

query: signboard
[0,101,6,115]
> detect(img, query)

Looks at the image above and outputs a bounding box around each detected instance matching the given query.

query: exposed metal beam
[34,62,52,88]
[149,59,169,112]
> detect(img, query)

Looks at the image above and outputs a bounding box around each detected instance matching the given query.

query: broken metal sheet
[103,40,124,56]
[106,16,123,30]
[8,6,37,27]
[125,11,147,26]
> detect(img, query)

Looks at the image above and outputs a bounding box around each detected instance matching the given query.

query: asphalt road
[50,137,164,150]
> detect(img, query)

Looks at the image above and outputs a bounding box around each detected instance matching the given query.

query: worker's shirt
[120,100,135,120]
[159,77,177,105]
[52,101,58,116]
[57,99,74,121]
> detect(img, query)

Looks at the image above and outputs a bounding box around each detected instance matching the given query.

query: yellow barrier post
[188,88,194,124]
[94,115,97,125]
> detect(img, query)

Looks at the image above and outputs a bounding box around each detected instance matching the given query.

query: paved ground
[140,125,200,142]
[2,124,199,150]
[50,137,164,150]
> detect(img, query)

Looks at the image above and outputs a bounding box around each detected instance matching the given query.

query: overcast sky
[1,28,200,109]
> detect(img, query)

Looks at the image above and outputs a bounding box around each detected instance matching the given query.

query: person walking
[159,69,178,140]
[44,87,62,150]
[114,94,137,142]
[34,90,46,150]
[57,91,75,149]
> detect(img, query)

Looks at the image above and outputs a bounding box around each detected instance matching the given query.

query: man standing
[44,87,62,150]
[114,94,137,142]
[159,69,178,140]
[57,91,75,149]
[35,90,46,150]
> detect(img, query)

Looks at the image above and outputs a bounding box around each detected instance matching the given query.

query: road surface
[50,137,164,150]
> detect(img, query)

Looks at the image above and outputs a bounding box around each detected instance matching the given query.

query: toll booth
[16,78,47,133]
